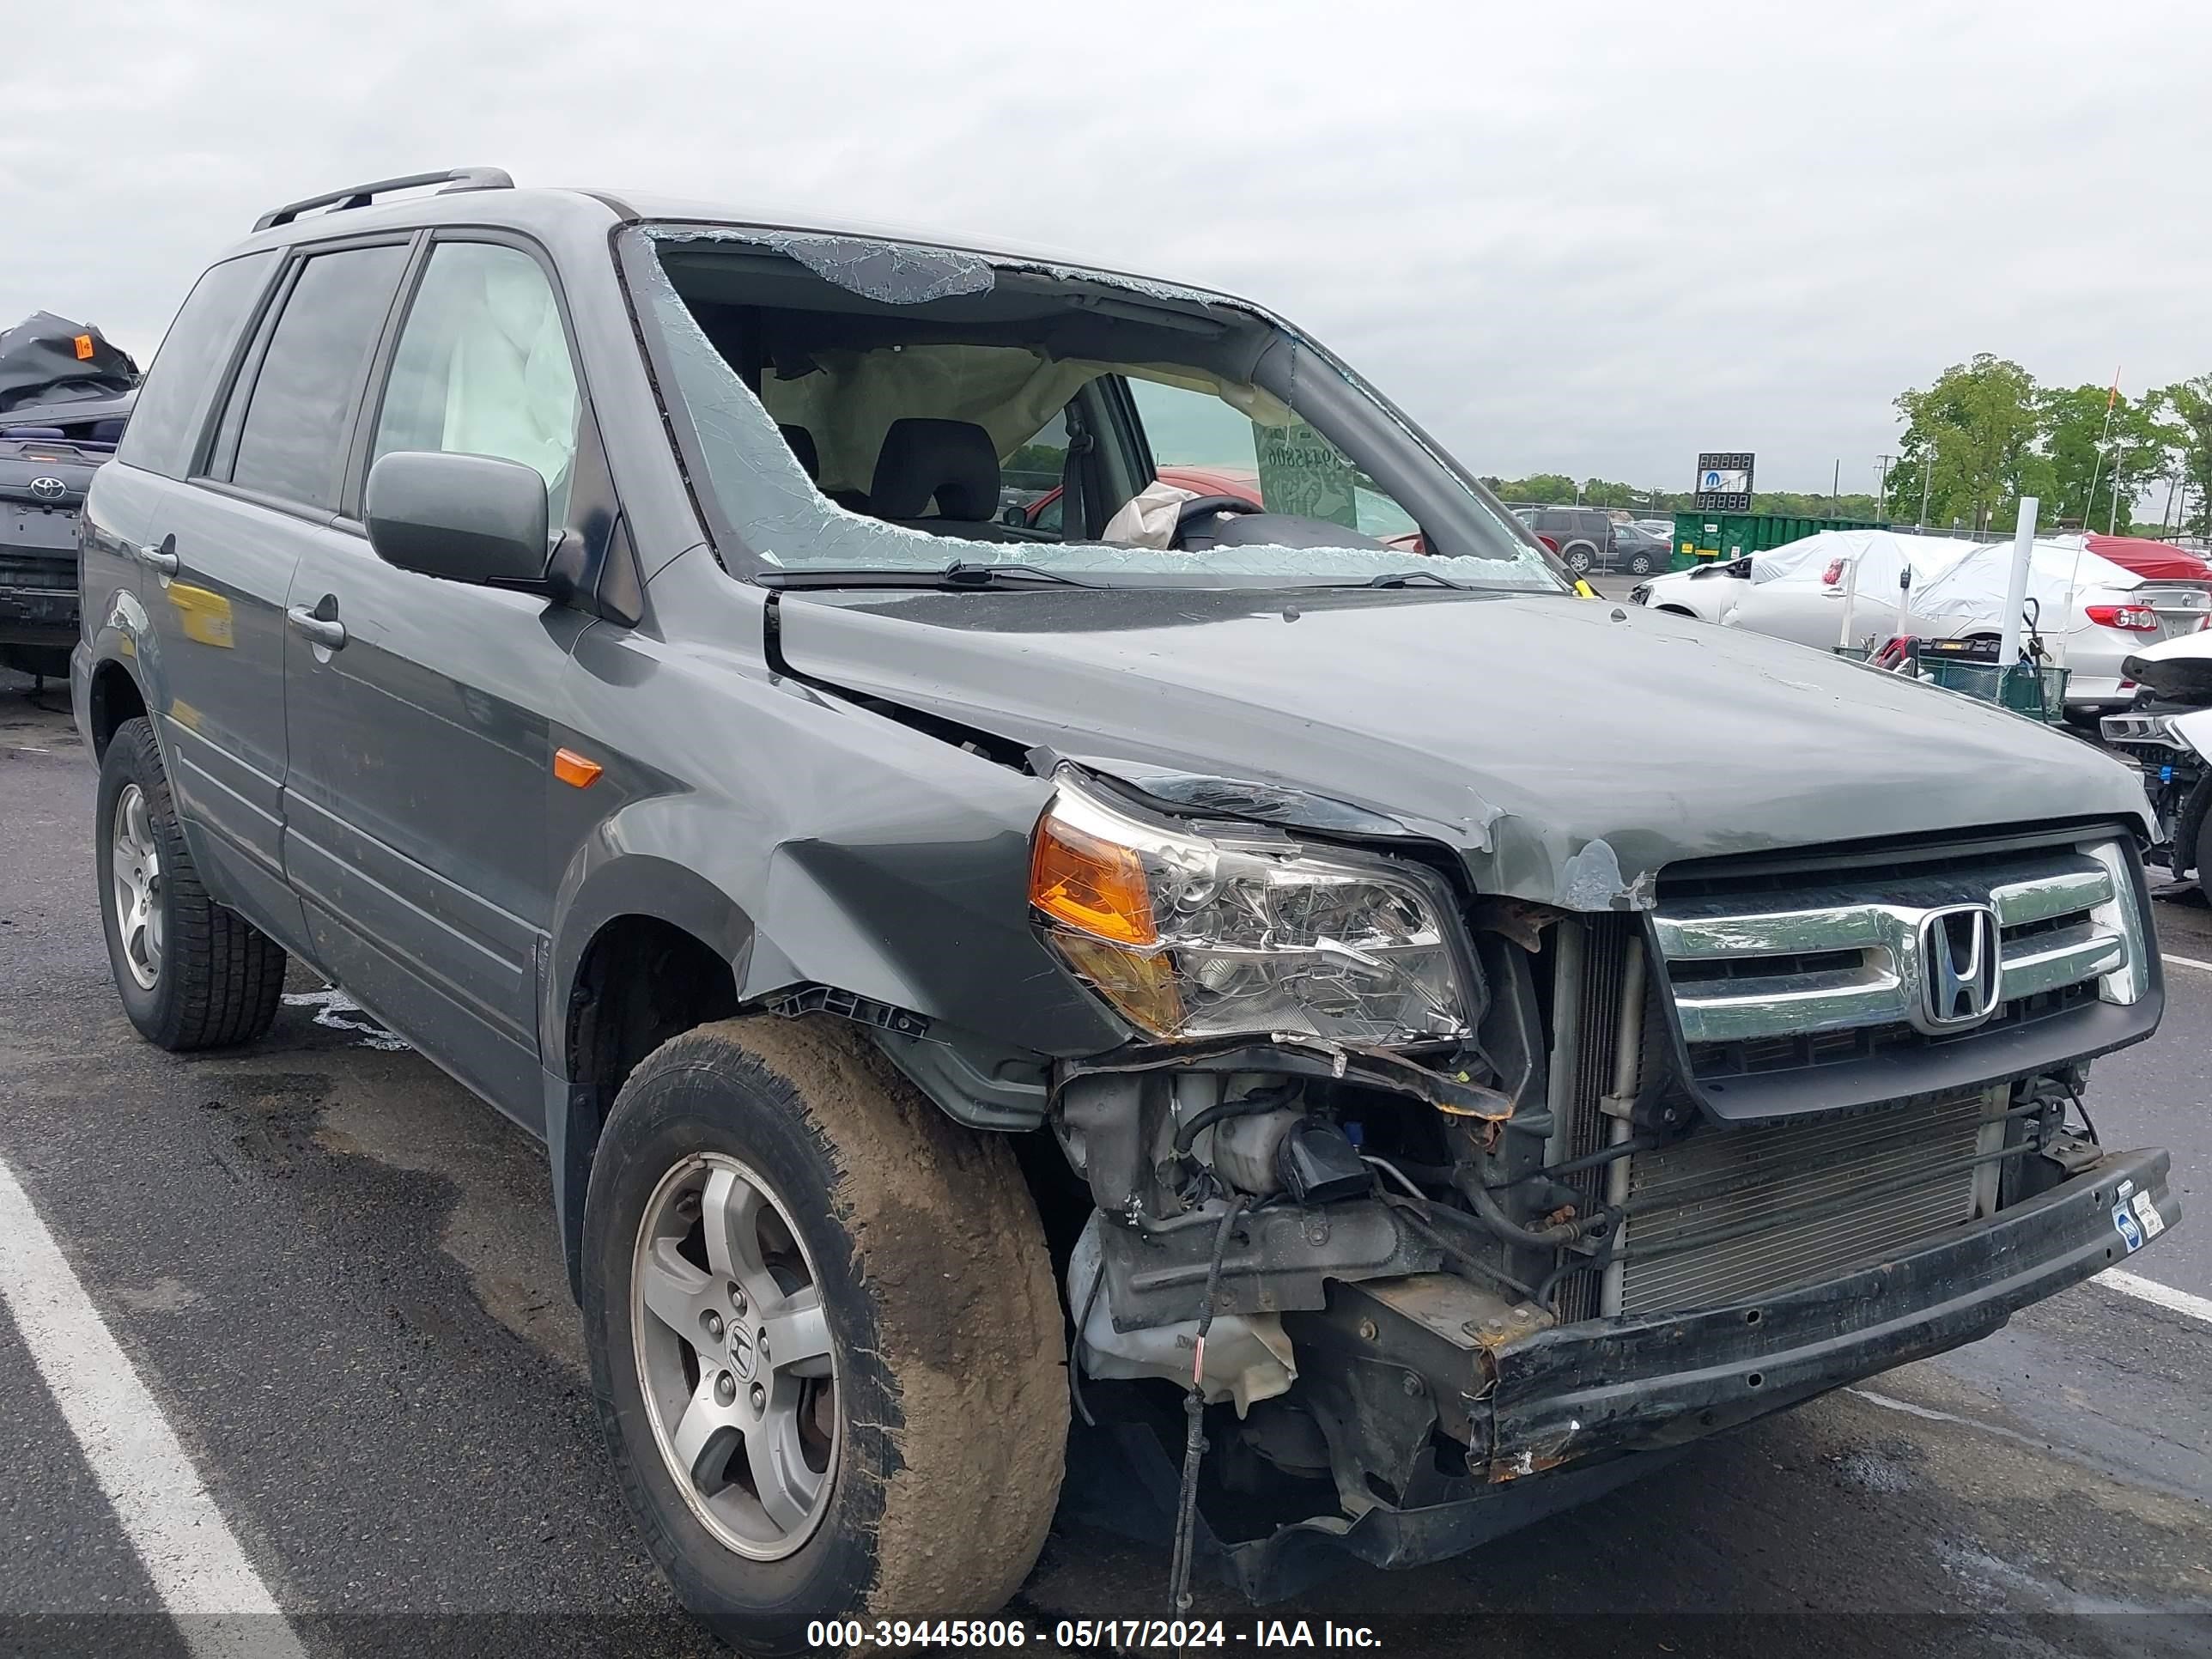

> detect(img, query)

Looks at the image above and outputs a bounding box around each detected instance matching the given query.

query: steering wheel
[1170,494,1266,550]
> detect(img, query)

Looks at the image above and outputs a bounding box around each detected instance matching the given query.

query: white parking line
[0,1157,307,1659]
[2160,951,2212,974]
[2096,1267,2212,1326]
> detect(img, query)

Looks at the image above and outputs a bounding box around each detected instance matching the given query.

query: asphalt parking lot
[3,665,2209,1658]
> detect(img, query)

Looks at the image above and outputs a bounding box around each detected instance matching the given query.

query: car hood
[775,585,2153,908]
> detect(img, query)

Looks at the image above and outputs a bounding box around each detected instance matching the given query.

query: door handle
[137,542,179,575]
[286,605,348,651]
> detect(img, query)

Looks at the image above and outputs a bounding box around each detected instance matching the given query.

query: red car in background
[2084,534,2212,583]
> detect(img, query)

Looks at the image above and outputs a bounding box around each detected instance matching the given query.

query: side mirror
[365,451,550,586]
[1000,503,1027,527]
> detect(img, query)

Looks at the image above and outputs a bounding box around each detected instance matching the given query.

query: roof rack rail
[253,167,514,234]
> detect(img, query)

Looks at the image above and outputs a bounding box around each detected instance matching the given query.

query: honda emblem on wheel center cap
[1916,903,2001,1030]
[727,1322,757,1381]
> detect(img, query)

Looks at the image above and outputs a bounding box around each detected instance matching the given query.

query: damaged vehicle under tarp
[0,313,136,678]
[76,172,2182,1652]
[620,218,2178,1599]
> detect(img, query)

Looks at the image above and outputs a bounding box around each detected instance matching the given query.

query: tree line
[1483,360,2212,539]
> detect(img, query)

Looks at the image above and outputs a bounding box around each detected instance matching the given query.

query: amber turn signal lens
[1030,811,1157,945]
[553,747,603,788]
[1050,935,1185,1036]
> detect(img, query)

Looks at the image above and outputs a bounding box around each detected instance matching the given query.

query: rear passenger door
[280,235,597,1124]
[139,240,411,955]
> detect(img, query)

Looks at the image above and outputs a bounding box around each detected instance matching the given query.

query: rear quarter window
[115,251,279,481]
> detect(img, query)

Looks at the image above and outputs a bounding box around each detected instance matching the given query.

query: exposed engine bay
[1018,772,2159,1596]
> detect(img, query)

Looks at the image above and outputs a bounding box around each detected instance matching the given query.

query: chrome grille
[1615,1091,1996,1317]
[1653,836,2147,1059]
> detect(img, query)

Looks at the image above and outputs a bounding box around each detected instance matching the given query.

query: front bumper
[1485,1146,2173,1468]
[1206,1147,2175,1598]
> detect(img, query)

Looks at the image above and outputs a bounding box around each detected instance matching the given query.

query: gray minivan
[73,169,2177,1654]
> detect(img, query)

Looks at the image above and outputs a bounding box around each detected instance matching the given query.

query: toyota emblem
[28,476,67,501]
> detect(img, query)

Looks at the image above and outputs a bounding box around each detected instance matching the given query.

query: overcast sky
[2,0,2202,497]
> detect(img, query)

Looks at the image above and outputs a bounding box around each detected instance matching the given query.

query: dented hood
[775,585,2154,907]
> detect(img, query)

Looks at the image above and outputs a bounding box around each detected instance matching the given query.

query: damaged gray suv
[75,168,2179,1651]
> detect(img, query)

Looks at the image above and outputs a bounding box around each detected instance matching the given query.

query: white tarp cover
[1749,529,1984,591]
[1911,538,2137,623]
[1755,528,2139,622]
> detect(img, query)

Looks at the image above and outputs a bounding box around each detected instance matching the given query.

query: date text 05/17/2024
[804,1620,1383,1649]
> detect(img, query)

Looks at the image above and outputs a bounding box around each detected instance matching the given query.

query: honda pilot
[75,168,2178,1655]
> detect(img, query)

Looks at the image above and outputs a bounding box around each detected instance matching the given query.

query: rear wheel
[1626,550,1656,575]
[583,1017,1066,1657]
[1564,544,1595,575]
[95,717,286,1050]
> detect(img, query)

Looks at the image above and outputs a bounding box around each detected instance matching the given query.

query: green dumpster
[1670,512,1888,571]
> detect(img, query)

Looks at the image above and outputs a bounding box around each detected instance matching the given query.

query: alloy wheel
[111,782,164,990]
[632,1152,839,1560]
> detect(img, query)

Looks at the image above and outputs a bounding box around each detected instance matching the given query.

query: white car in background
[1630,528,2211,720]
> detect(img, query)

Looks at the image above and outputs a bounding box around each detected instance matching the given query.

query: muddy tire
[581,1016,1066,1657]
[95,716,287,1051]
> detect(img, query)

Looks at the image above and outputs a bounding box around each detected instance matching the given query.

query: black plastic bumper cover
[1198,1147,2173,1600]
[1486,1146,2175,1470]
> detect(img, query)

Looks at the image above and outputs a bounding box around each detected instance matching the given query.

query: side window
[1125,376,1418,536]
[228,245,410,510]
[1002,407,1069,535]
[370,242,581,522]
[115,251,278,481]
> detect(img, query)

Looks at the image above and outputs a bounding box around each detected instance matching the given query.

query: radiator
[1613,1091,1994,1318]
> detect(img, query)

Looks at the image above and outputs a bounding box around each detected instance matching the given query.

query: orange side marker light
[553,747,603,788]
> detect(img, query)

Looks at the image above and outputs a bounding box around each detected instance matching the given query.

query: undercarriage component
[1069,1215,1297,1413]
[1094,1197,1441,1328]
[1284,1274,1550,1491]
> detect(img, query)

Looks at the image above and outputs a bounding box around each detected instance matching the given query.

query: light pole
[1875,453,1894,523]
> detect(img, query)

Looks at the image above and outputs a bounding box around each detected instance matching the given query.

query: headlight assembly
[1029,771,1475,1046]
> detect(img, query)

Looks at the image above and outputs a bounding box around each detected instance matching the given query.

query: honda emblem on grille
[1917,903,2000,1030]
[28,476,67,501]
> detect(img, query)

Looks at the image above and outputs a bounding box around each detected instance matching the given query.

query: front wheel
[582,1017,1066,1657]
[1565,545,1595,575]
[95,717,286,1049]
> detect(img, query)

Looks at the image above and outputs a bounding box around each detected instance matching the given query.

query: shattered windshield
[628,227,1560,593]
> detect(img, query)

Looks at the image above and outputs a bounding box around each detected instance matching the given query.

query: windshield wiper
[756,559,1097,592]
[941,559,1091,587]
[1359,568,1469,589]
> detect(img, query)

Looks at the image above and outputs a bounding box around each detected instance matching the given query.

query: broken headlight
[1029,771,1474,1045]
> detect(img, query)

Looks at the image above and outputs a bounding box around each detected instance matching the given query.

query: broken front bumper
[1480,1146,2174,1472]
[1213,1147,2176,1600]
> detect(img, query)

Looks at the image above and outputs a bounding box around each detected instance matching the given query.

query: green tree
[2035,385,2175,532]
[1894,355,2044,532]
[2162,376,2212,538]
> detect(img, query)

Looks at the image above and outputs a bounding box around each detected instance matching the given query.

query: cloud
[1,0,2199,493]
